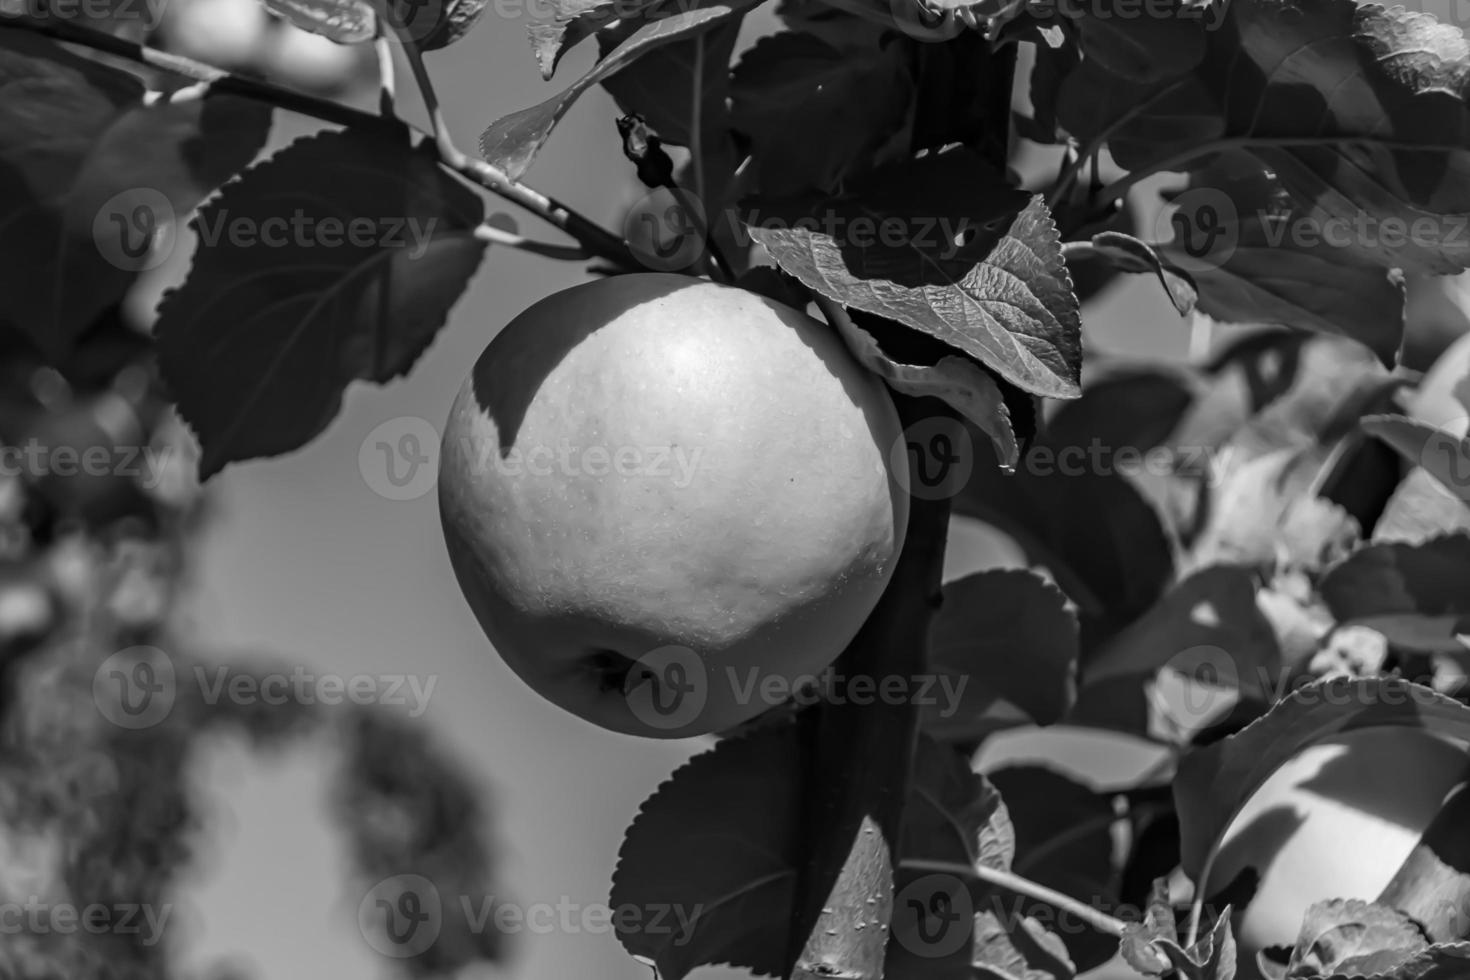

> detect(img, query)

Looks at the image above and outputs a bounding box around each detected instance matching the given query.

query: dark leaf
[155,126,486,478]
[0,33,269,355]
[481,0,752,180]
[730,31,913,197]
[922,570,1079,742]
[743,150,1081,398]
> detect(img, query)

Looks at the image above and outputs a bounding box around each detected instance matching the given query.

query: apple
[160,0,272,69]
[262,24,373,96]
[438,273,909,738]
[1207,727,1470,979]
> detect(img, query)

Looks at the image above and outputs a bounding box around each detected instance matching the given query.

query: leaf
[612,723,1001,980]
[527,0,642,78]
[481,0,752,180]
[1075,0,1206,83]
[1293,944,1470,980]
[1284,899,1429,980]
[1172,675,1470,881]
[154,126,486,478]
[1055,59,1223,173]
[824,310,1020,468]
[1120,879,1179,976]
[1211,0,1470,275]
[886,743,1018,980]
[0,32,270,356]
[261,0,377,42]
[971,914,1077,980]
[1151,908,1238,980]
[263,0,489,48]
[922,571,1079,742]
[742,150,1082,399]
[1363,415,1470,507]
[1317,534,1470,655]
[1156,156,1406,364]
[1075,0,1470,275]
[1375,468,1470,545]
[1061,233,1197,316]
[986,766,1119,973]
[730,31,913,196]
[600,15,742,150]
[612,724,801,980]
[1073,566,1282,742]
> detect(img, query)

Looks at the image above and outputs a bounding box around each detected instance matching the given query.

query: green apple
[438,274,910,738]
[1208,726,1470,978]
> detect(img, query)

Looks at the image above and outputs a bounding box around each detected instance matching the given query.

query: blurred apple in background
[157,0,273,70]
[156,0,375,96]
[261,21,376,97]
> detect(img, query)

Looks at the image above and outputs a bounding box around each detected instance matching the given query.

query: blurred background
[5,2,1470,979]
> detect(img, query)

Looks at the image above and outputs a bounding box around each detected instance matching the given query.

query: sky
[144,9,1193,980]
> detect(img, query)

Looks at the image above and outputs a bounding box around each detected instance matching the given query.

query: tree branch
[786,391,953,980]
[0,14,638,270]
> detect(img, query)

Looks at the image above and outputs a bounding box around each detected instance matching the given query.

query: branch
[785,388,953,980]
[901,859,1128,939]
[0,14,638,270]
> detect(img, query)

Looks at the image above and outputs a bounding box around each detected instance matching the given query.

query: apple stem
[0,15,640,273]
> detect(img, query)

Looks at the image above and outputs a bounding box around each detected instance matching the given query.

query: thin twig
[475,221,589,259]
[375,36,397,117]
[901,859,1128,938]
[1,14,637,269]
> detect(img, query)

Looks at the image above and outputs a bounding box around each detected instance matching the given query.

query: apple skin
[438,273,909,738]
[1209,727,1470,979]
